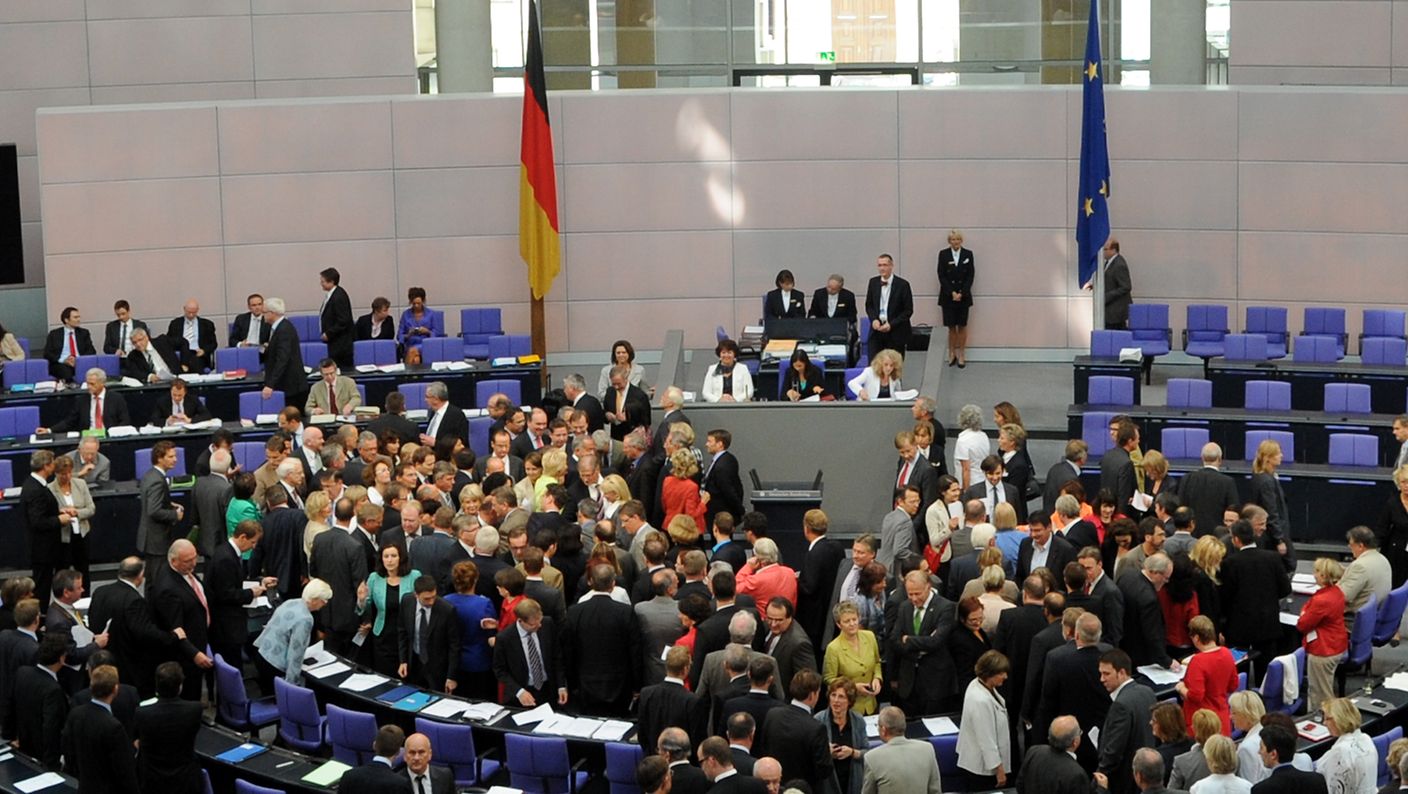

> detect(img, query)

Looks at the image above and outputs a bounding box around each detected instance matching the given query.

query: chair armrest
[569,757,589,794]
[1180,329,1188,348]
[475,746,501,781]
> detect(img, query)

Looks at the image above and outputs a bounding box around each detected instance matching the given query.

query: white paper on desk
[800,394,822,403]
[512,703,554,726]
[14,772,65,792]
[405,408,428,421]
[377,363,406,373]
[593,720,633,742]
[27,434,52,445]
[1279,612,1299,626]
[303,641,335,668]
[486,787,526,794]
[1130,491,1153,512]
[254,413,278,425]
[339,673,387,692]
[159,424,183,433]
[136,425,161,436]
[180,419,222,431]
[245,596,270,610]
[305,661,351,679]
[864,714,880,738]
[1292,583,1320,596]
[1138,664,1184,685]
[2,487,20,498]
[461,702,507,722]
[420,699,469,719]
[531,714,564,734]
[1383,673,1408,693]
[922,716,959,736]
[556,717,605,738]
[1088,725,1100,749]
[355,364,377,373]
[893,389,919,401]
[118,377,143,388]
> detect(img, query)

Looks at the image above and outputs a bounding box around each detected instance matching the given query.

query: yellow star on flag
[1086,61,1099,81]
[1099,180,1108,197]
[1083,197,1095,217]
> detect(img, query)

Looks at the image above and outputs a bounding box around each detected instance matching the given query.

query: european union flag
[1076,0,1111,289]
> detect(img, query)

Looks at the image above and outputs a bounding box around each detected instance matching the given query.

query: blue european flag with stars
[1076,0,1111,289]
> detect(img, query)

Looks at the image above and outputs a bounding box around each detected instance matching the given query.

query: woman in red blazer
[660,447,706,533]
[1177,615,1240,735]
[1297,557,1349,714]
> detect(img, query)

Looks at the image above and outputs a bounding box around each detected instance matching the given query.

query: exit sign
[818,51,835,62]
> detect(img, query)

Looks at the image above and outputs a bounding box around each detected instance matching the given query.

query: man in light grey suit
[862,706,942,794]
[191,448,234,559]
[137,441,184,579]
[1101,238,1132,330]
[877,487,920,586]
[695,611,786,727]
[66,437,111,488]
[1096,649,1157,794]
[634,568,684,685]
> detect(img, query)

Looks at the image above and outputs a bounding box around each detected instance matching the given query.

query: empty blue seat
[476,378,523,408]
[3,360,50,388]
[1245,430,1294,462]
[1303,307,1347,356]
[415,717,503,788]
[0,461,14,490]
[420,337,464,364]
[74,353,120,378]
[1161,428,1209,460]
[353,339,398,367]
[239,391,284,421]
[488,334,531,359]
[326,704,377,766]
[135,446,187,479]
[1362,337,1408,366]
[1184,304,1229,359]
[1329,433,1379,467]
[1373,581,1408,648]
[460,308,504,360]
[1245,306,1289,359]
[1292,334,1341,363]
[0,406,41,439]
[231,441,264,472]
[1089,330,1134,359]
[505,734,589,794]
[1244,380,1290,411]
[469,416,493,457]
[398,383,429,411]
[1166,378,1213,409]
[1087,375,1135,406]
[604,741,644,794]
[288,315,321,342]
[1362,309,1406,344]
[1324,383,1372,415]
[1128,304,1171,357]
[1082,411,1117,458]
[1223,334,1270,362]
[274,677,325,754]
[214,346,262,374]
[300,341,328,364]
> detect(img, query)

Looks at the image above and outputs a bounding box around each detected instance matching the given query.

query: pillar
[435,0,494,93]
[1150,0,1205,84]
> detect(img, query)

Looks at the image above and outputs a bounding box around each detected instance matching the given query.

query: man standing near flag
[1101,238,1133,330]
[1076,0,1119,331]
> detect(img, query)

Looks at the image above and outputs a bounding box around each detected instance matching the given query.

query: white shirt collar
[1110,678,1133,701]
[714,769,739,781]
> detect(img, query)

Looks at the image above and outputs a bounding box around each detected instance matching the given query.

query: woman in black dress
[937,230,975,367]
[782,347,828,402]
[1250,439,1296,572]
[1378,464,1408,587]
[951,596,992,694]
[764,269,806,320]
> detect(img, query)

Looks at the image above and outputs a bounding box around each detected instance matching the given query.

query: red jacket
[1297,584,1349,657]
[1180,645,1239,735]
[660,475,706,534]
[735,560,798,614]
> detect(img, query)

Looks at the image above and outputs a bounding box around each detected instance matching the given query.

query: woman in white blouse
[597,339,648,397]
[1315,698,1378,794]
[701,339,753,403]
[48,455,95,580]
[847,348,903,401]
[1190,736,1250,794]
[956,650,1012,789]
[953,404,990,492]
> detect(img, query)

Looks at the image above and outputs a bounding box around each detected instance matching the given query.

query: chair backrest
[397,383,429,411]
[1244,430,1294,462]
[289,315,321,342]
[1129,303,1169,332]
[1303,307,1346,340]
[0,460,13,490]
[325,704,377,766]
[469,416,493,457]
[476,378,522,408]
[135,446,187,479]
[1087,375,1135,406]
[415,718,481,785]
[1160,428,1209,461]
[1186,304,1230,337]
[300,341,328,364]
[777,359,827,399]
[1362,337,1408,366]
[353,339,398,367]
[1363,309,1406,340]
[201,769,213,794]
[1324,383,1372,415]
[1081,411,1117,457]
[1166,378,1213,409]
[1089,329,1134,359]
[1244,380,1290,411]
[1292,334,1340,363]
[1223,333,1269,361]
[843,367,865,400]
[1374,581,1408,647]
[1260,655,1288,712]
[461,307,503,336]
[274,677,323,749]
[215,346,262,375]
[3,359,50,388]
[505,733,540,791]
[234,781,284,794]
[715,325,728,344]
[1375,726,1404,787]
[419,336,464,364]
[1245,306,1289,342]
[239,390,284,421]
[1328,433,1379,467]
[1347,592,1378,666]
[231,441,264,472]
[604,742,645,794]
[0,405,40,439]
[531,734,575,777]
[931,734,961,779]
[488,334,531,359]
[74,353,121,379]
[213,653,252,728]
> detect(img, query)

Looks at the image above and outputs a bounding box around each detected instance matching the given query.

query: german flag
[519,0,560,301]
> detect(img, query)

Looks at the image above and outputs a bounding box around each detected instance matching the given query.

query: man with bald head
[1038,612,1111,773]
[863,705,942,793]
[150,540,214,700]
[167,299,216,372]
[1015,715,1093,794]
[754,757,782,794]
[399,732,454,793]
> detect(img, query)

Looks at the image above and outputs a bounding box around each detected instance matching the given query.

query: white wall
[0,0,416,288]
[36,85,1408,353]
[1230,0,1408,85]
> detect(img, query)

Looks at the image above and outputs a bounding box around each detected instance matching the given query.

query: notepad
[215,742,268,764]
[922,716,959,736]
[593,720,633,742]
[301,759,353,786]
[1138,665,1185,686]
[339,673,387,692]
[511,703,554,726]
[375,684,420,704]
[304,660,351,679]
[392,692,440,712]
[419,698,469,720]
[13,772,65,792]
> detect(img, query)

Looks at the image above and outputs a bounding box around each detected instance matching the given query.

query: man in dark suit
[137,441,184,578]
[493,598,567,707]
[103,300,148,358]
[864,253,914,360]
[318,268,356,371]
[149,378,212,427]
[1095,649,1157,794]
[809,274,859,361]
[121,328,186,383]
[758,669,836,794]
[652,388,690,462]
[992,575,1050,751]
[14,633,68,769]
[703,429,745,526]
[699,736,767,794]
[604,366,651,441]
[1100,420,1140,511]
[400,732,455,794]
[150,540,214,701]
[1043,440,1089,516]
[1055,495,1101,552]
[510,407,548,460]
[721,655,784,739]
[1076,547,1125,647]
[1017,512,1077,586]
[1016,716,1097,794]
[895,432,938,538]
[1101,238,1133,330]
[564,564,641,717]
[134,662,203,793]
[725,713,758,776]
[1020,593,1069,740]
[167,299,217,373]
[1221,520,1292,666]
[60,665,140,793]
[420,381,469,448]
[1037,613,1111,773]
[45,569,105,693]
[760,597,816,697]
[1116,554,1173,669]
[963,454,1022,522]
[309,500,370,655]
[1251,724,1329,794]
[398,575,462,692]
[475,430,526,481]
[87,557,182,696]
[623,435,663,518]
[892,570,956,716]
[1180,443,1241,538]
[48,367,131,433]
[339,724,411,794]
[206,520,272,667]
[563,373,606,433]
[228,293,271,349]
[637,646,707,752]
[0,598,41,741]
[654,728,710,794]
[22,451,67,610]
[258,486,307,601]
[42,306,95,382]
[796,511,844,650]
[261,297,308,410]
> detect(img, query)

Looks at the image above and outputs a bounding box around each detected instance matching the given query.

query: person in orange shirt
[735,538,797,617]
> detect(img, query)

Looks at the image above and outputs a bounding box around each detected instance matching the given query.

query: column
[435,0,494,93]
[1150,0,1205,84]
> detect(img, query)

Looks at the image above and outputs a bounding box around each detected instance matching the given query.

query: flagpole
[531,295,546,386]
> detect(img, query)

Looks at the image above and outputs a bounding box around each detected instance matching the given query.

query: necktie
[417,608,430,662]
[989,483,997,514]
[187,574,210,625]
[415,776,426,794]
[329,382,338,415]
[67,331,76,358]
[121,322,129,352]
[913,605,924,634]
[616,390,625,415]
[898,460,911,488]
[146,349,156,372]
[526,632,546,689]
[94,394,104,429]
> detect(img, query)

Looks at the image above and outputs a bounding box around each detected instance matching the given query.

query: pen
[275,761,294,769]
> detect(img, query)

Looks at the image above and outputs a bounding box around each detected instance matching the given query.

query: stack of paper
[376,363,405,373]
[922,716,959,736]
[302,642,336,668]
[420,699,469,720]
[354,364,378,373]
[1138,665,1185,686]
[304,660,351,679]
[1291,573,1321,596]
[592,720,633,741]
[339,673,386,692]
[461,702,508,723]
[1383,672,1408,693]
[105,426,139,438]
[511,703,554,726]
[302,760,352,786]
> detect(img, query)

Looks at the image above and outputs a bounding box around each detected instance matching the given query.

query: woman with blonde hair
[976,565,1015,632]
[1141,449,1178,518]
[1189,534,1226,633]
[1229,691,1268,782]
[1316,698,1377,794]
[960,547,1017,603]
[599,473,630,521]
[1297,557,1348,714]
[661,447,705,531]
[302,489,333,559]
[847,348,903,402]
[457,484,485,520]
[515,450,543,511]
[1250,439,1293,561]
[536,447,567,503]
[1190,735,1250,794]
[822,601,882,715]
[1170,708,1222,789]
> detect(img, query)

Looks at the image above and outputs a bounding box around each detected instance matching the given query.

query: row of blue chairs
[1080,410,1384,466]
[226,308,515,360]
[1089,375,1389,415]
[1094,327,1408,367]
[1118,304,1407,361]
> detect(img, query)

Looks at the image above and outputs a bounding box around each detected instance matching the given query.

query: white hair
[264,297,286,315]
[303,578,333,602]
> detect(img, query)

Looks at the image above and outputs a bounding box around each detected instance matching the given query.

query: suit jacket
[765,288,806,319]
[1097,681,1157,794]
[1250,766,1328,794]
[1060,519,1102,553]
[338,760,414,794]
[626,454,663,519]
[525,579,567,628]
[22,474,64,566]
[636,680,706,752]
[14,665,67,769]
[137,467,181,557]
[864,275,913,334]
[563,594,640,712]
[309,526,369,633]
[1017,534,1077,586]
[1084,573,1125,646]
[1103,254,1133,326]
[87,580,176,693]
[1099,447,1137,510]
[121,335,186,383]
[1116,569,1170,667]
[0,628,38,738]
[713,769,766,793]
[150,564,210,668]
[492,619,564,703]
[228,311,271,348]
[691,602,752,686]
[134,696,203,793]
[509,431,546,461]
[892,593,956,702]
[1220,546,1291,646]
[366,412,420,446]
[863,735,943,794]
[1021,622,1065,725]
[66,449,112,487]
[61,701,141,794]
[1016,744,1099,794]
[571,393,607,434]
[148,391,211,426]
[759,703,837,794]
[703,450,746,526]
[320,285,355,366]
[796,538,844,648]
[192,474,233,558]
[306,375,362,415]
[721,689,783,738]
[808,287,858,322]
[764,622,817,695]
[1179,467,1240,538]
[395,764,453,794]
[636,595,686,685]
[604,383,651,441]
[355,312,397,342]
[429,403,469,446]
[1037,642,1111,771]
[43,326,96,372]
[962,480,1022,521]
[398,597,462,689]
[53,389,132,432]
[992,603,1048,717]
[263,318,307,397]
[936,247,976,307]
[45,602,99,672]
[205,540,255,647]
[103,318,149,355]
[475,453,525,482]
[652,409,690,464]
[166,316,217,371]
[1043,460,1082,516]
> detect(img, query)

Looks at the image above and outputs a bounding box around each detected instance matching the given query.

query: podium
[748,469,823,569]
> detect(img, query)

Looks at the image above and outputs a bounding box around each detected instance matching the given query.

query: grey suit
[877,508,917,583]
[1168,744,1211,790]
[696,646,785,727]
[137,467,181,559]
[823,553,859,648]
[1097,681,1157,794]
[861,736,942,794]
[65,450,111,487]
[763,622,816,694]
[309,527,369,649]
[635,595,684,685]
[192,473,233,558]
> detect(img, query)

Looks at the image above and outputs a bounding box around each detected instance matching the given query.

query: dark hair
[1100,648,1133,675]
[774,269,796,288]
[231,471,257,500]
[715,338,740,358]
[610,339,636,364]
[36,633,68,667]
[495,566,526,596]
[155,661,185,698]
[788,347,812,369]
[319,267,340,285]
[413,574,438,595]
[788,669,822,701]
[377,539,411,578]
[371,296,391,312]
[979,454,1004,475]
[958,596,983,624]
[766,596,795,618]
[60,306,79,323]
[452,561,479,594]
[636,756,669,792]
[373,724,406,757]
[407,286,427,303]
[151,440,176,465]
[679,593,712,625]
[1259,724,1297,764]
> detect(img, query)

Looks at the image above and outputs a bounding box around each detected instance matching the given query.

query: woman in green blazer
[356,538,420,677]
